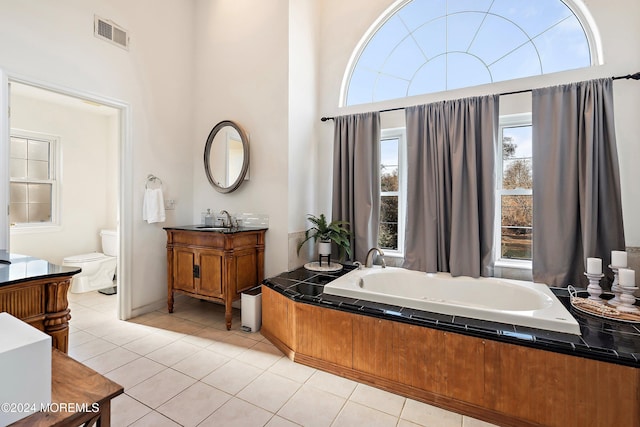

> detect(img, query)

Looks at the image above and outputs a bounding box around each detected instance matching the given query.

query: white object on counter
[0,313,51,425]
[611,250,627,268]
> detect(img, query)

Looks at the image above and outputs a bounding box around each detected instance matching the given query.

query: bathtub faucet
[365,247,386,268]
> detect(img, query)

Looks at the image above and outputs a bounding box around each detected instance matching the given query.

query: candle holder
[608,265,623,306]
[585,272,604,302]
[618,285,639,313]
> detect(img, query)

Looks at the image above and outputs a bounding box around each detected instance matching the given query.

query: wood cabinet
[165,227,265,330]
[261,286,640,427]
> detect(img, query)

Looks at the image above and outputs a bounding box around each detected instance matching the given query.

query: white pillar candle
[586,257,602,275]
[619,268,635,287]
[611,250,627,268]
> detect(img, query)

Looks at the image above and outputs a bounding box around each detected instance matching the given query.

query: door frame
[1,71,133,320]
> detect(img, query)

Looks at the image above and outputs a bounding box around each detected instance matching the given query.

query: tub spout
[365,247,386,268]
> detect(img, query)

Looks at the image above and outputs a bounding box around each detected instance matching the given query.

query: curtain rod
[320,72,640,122]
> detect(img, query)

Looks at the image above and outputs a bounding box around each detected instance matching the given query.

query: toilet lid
[64,252,108,263]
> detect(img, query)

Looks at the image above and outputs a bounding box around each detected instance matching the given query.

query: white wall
[0,0,196,316]
[316,0,640,247]
[191,0,290,278]
[9,93,116,264]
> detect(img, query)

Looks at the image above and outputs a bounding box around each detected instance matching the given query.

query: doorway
[5,78,131,320]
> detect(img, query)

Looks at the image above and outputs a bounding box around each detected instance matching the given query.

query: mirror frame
[204,120,250,193]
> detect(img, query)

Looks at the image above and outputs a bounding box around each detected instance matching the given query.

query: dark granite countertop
[263,265,640,368]
[0,252,81,287]
[163,225,268,234]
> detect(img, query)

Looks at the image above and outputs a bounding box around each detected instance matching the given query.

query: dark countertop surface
[163,225,268,234]
[263,264,640,368]
[0,252,81,287]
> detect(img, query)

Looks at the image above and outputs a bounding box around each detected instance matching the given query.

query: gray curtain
[532,78,625,287]
[403,95,498,277]
[332,112,381,263]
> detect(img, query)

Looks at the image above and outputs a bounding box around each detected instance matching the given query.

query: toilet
[64,230,118,293]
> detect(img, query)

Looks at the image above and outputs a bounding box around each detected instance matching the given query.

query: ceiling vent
[94,15,129,50]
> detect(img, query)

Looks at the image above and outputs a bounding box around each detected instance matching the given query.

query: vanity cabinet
[165,227,265,330]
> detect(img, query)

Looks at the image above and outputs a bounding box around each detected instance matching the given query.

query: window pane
[503,159,532,190]
[10,183,28,203]
[28,183,52,204]
[10,158,27,178]
[10,137,27,159]
[28,140,50,161]
[501,227,532,260]
[501,195,532,227]
[28,159,50,180]
[381,138,399,192]
[9,203,28,224]
[28,202,51,222]
[379,195,398,250]
[502,125,532,189]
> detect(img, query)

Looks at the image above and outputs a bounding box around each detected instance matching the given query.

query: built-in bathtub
[323,266,581,335]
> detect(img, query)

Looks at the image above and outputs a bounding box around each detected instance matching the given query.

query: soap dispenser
[202,209,214,226]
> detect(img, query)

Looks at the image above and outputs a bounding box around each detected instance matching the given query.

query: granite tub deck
[261,265,639,427]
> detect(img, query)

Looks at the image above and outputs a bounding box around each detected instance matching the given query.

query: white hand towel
[143,188,166,224]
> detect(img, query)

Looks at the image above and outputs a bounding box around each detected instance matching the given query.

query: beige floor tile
[126,368,197,408]
[201,359,263,395]
[207,334,256,358]
[235,341,284,369]
[397,419,424,427]
[237,371,301,412]
[401,399,463,427]
[128,410,181,427]
[199,397,273,427]
[145,339,202,366]
[110,393,152,427]
[68,337,117,362]
[82,346,140,374]
[104,357,166,390]
[349,383,406,417]
[157,382,231,427]
[277,384,346,427]
[101,324,154,346]
[171,348,230,379]
[265,415,301,427]
[332,401,398,427]
[68,330,98,348]
[268,357,316,383]
[123,332,178,355]
[306,370,358,399]
[463,416,500,427]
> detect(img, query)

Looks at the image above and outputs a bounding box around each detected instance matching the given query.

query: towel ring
[146,174,163,189]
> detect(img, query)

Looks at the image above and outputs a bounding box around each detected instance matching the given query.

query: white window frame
[379,127,406,257]
[495,113,532,270]
[9,129,61,233]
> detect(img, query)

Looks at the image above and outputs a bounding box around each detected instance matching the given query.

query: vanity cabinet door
[173,247,196,293]
[197,250,224,298]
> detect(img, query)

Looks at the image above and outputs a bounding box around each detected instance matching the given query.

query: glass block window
[345,0,593,106]
[9,134,57,225]
[497,117,532,261]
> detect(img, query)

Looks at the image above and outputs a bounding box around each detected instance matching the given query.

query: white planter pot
[318,241,332,256]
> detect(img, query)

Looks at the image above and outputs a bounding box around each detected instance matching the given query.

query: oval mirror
[204,120,250,193]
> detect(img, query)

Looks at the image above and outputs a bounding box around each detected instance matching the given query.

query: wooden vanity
[164,226,266,330]
[0,252,79,353]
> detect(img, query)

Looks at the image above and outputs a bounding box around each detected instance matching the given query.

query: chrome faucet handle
[220,210,233,228]
[353,261,363,270]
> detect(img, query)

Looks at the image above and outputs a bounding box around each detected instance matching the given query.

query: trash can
[241,286,262,333]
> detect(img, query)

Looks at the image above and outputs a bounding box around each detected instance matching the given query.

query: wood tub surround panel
[261,285,640,427]
[165,227,266,330]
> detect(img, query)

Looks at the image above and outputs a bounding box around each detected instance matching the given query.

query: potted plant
[297,214,352,261]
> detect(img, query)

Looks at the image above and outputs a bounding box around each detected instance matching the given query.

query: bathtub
[323,266,581,335]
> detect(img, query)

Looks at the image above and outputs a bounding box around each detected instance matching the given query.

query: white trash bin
[241,286,262,333]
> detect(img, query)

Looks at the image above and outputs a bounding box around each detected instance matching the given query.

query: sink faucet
[220,210,233,228]
[365,247,386,268]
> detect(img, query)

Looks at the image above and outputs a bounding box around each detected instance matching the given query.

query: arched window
[344,0,596,106]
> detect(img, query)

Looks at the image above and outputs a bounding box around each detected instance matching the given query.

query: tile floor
[67,290,499,427]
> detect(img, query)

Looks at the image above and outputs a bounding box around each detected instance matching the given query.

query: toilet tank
[100,230,118,257]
